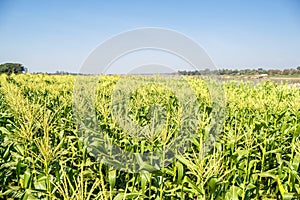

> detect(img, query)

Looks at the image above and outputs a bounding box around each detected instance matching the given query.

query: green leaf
[109,168,116,189]
[24,169,32,189]
[176,162,184,183]
[113,193,141,200]
[208,176,217,193]
[258,172,276,179]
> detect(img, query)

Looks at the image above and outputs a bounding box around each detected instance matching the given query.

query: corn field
[0,74,300,199]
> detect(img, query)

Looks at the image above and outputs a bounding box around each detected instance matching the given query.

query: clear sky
[0,0,299,73]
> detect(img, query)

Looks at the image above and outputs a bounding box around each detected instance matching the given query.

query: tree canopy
[0,63,26,74]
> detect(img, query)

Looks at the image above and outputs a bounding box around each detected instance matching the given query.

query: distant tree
[297,67,300,74]
[282,69,291,76]
[289,69,297,75]
[273,70,282,75]
[267,69,281,76]
[0,63,26,74]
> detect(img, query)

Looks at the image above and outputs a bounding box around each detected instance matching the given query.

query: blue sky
[0,0,299,73]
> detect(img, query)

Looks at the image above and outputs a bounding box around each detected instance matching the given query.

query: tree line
[1,62,300,76]
[179,66,300,76]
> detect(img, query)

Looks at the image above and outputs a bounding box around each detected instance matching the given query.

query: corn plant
[0,74,299,199]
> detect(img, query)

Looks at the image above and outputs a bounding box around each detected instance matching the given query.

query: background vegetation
[0,63,27,75]
[179,67,300,76]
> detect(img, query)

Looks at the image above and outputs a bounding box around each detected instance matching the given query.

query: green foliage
[0,63,26,74]
[0,74,299,199]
